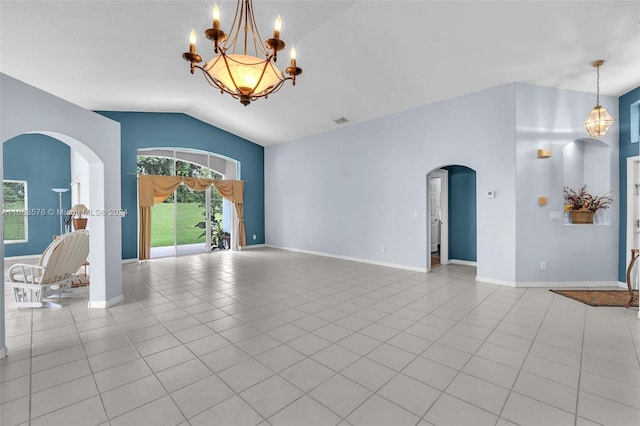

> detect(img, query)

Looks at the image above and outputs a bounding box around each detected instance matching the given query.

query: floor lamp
[51,188,69,235]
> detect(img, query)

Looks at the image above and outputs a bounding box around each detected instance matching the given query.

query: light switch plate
[550,211,562,221]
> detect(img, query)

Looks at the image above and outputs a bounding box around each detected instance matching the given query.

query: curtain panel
[138,174,246,260]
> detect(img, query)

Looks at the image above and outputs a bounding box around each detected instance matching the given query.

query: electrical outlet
[540,261,547,270]
[252,234,256,240]
[310,239,314,245]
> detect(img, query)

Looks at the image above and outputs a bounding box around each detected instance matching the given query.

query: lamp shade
[70,204,90,217]
[584,105,614,137]
[206,54,284,96]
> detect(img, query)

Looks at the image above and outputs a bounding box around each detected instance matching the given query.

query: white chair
[6,230,90,308]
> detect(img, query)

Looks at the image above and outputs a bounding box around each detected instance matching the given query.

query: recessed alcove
[562,137,611,225]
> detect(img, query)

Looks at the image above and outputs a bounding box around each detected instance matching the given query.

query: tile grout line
[494,289,576,424]
[416,282,520,424]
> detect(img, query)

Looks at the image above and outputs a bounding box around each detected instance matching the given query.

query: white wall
[266,84,518,282]
[515,83,619,284]
[0,73,123,357]
[71,149,92,208]
[267,82,621,286]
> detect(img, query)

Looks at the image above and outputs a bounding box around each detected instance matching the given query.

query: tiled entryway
[2,248,639,425]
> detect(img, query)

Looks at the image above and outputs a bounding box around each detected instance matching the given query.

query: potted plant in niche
[563,185,613,224]
[69,204,90,230]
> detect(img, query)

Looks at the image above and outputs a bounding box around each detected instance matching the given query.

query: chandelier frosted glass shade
[584,105,614,137]
[182,0,302,106]
[205,54,285,97]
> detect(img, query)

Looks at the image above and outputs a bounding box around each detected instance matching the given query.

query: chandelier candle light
[183,0,302,106]
[584,60,614,137]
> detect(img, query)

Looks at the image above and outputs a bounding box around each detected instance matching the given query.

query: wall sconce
[537,149,552,158]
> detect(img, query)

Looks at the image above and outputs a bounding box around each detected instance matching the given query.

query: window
[631,100,640,144]
[3,180,28,243]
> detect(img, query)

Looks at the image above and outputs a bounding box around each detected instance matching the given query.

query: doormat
[550,289,638,307]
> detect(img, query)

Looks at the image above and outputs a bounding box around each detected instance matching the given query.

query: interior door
[427,169,448,270]
[430,180,439,252]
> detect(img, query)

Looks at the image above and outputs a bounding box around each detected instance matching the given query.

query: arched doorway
[427,165,478,271]
[1,73,122,359]
[2,132,111,304]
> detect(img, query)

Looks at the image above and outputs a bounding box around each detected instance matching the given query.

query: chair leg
[12,286,44,304]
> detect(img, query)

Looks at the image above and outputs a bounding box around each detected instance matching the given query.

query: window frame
[3,179,29,244]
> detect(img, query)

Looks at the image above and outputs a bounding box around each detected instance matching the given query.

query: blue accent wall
[3,134,71,256]
[446,165,477,262]
[618,86,640,281]
[96,112,265,260]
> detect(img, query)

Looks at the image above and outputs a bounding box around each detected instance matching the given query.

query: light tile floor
[2,248,640,426]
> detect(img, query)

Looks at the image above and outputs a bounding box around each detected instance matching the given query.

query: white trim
[626,156,640,290]
[4,239,28,245]
[122,258,138,264]
[476,276,516,287]
[516,281,621,288]
[477,276,622,288]
[449,259,477,267]
[0,346,6,359]
[240,244,266,250]
[4,254,40,261]
[88,294,123,309]
[267,245,428,272]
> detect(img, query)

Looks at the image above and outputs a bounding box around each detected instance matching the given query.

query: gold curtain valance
[138,175,245,260]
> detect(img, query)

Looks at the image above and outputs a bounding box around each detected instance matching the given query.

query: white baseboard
[88,294,124,309]
[122,258,138,264]
[241,244,266,250]
[476,276,517,287]
[267,245,427,273]
[476,276,622,288]
[0,346,6,359]
[515,280,622,288]
[449,259,477,267]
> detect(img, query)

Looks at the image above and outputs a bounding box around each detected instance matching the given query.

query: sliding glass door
[138,151,226,258]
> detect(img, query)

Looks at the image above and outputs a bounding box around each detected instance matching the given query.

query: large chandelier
[584,60,614,137]
[182,0,302,106]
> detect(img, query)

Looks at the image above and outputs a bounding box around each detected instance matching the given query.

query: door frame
[428,169,449,270]
[626,156,640,282]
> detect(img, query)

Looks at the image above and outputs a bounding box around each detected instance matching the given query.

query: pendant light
[584,60,614,137]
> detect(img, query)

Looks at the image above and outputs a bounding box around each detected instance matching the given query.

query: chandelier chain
[596,64,600,106]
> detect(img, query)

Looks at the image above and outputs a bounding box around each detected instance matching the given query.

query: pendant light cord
[596,65,600,106]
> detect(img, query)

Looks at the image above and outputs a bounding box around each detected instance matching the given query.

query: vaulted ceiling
[2,1,640,146]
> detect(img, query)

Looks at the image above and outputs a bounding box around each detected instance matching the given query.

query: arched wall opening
[427,165,478,271]
[2,131,112,304]
[1,73,123,359]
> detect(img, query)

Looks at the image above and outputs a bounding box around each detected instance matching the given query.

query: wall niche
[562,137,611,225]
